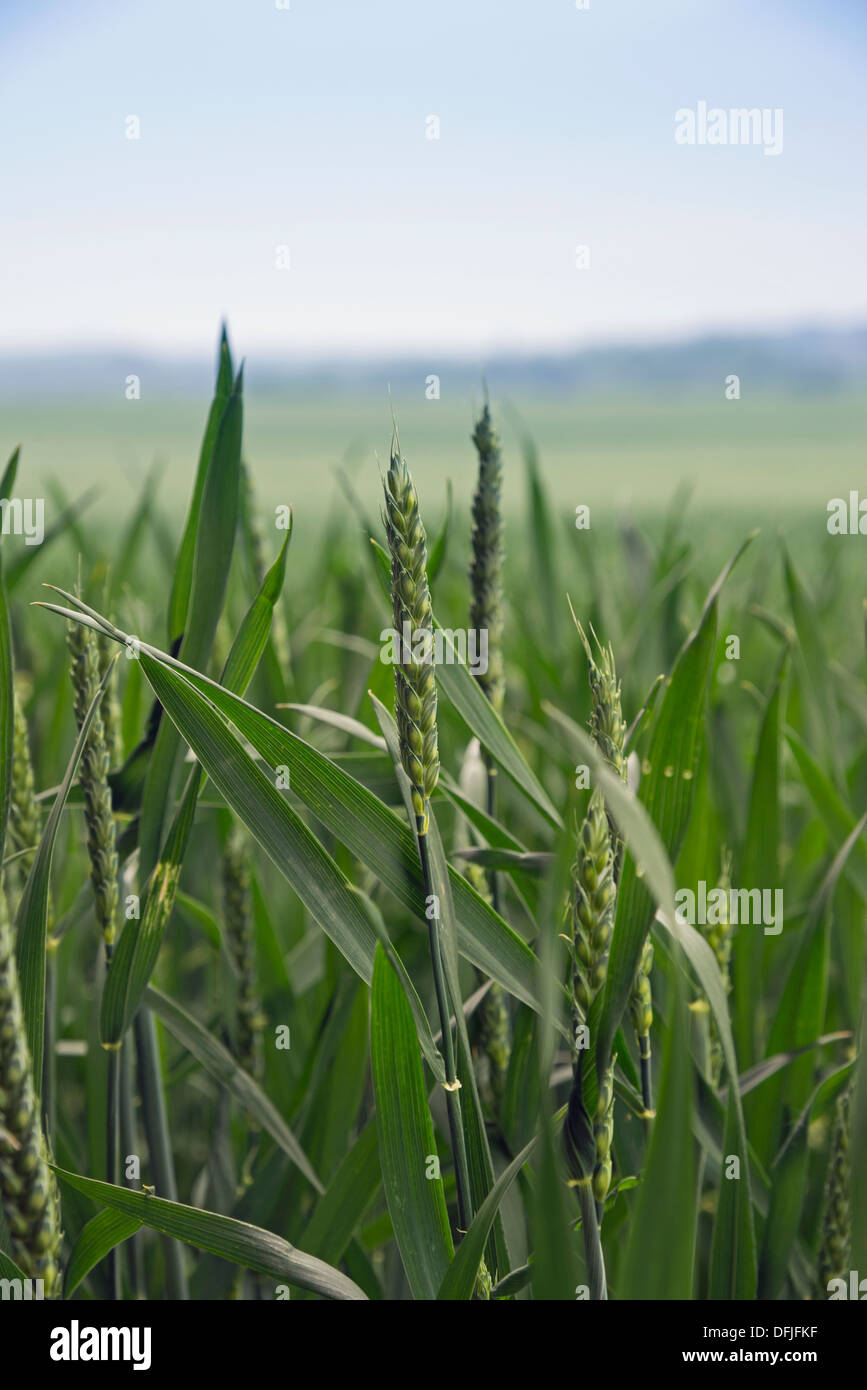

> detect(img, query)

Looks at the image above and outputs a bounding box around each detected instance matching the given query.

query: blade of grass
[145,984,322,1192]
[621,958,696,1298]
[0,446,20,501]
[370,942,454,1300]
[99,528,292,1042]
[735,661,786,1065]
[434,620,562,829]
[139,362,243,879]
[64,1208,142,1299]
[438,1130,537,1300]
[52,1166,367,1301]
[167,327,233,645]
[761,1061,855,1299]
[297,1119,380,1282]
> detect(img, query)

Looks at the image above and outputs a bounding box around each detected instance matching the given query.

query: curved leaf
[52,1166,366,1301]
[434,619,562,829]
[139,653,378,984]
[438,1132,537,1300]
[299,1120,380,1275]
[64,1208,142,1299]
[38,600,547,1023]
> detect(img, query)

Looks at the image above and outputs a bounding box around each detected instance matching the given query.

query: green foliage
[0,341,859,1305]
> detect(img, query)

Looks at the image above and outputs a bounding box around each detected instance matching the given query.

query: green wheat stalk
[0,878,62,1296]
[221,825,265,1085]
[9,688,42,902]
[10,685,58,1138]
[563,787,616,1297]
[96,625,122,767]
[67,616,119,953]
[817,1086,851,1297]
[575,617,654,1116]
[467,401,511,1108]
[469,402,505,717]
[67,604,121,1296]
[702,849,733,1089]
[463,861,511,1111]
[382,432,473,1237]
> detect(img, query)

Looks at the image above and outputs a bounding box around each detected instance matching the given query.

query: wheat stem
[468,402,512,1107]
[382,435,473,1234]
[68,604,123,1292]
[418,831,473,1234]
[817,1086,851,1296]
[134,1009,189,1298]
[0,878,61,1295]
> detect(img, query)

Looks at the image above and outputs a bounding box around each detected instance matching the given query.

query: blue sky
[1,0,865,358]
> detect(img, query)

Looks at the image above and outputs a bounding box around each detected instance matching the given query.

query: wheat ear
[467,402,511,1106]
[67,605,122,1295]
[9,689,42,903]
[576,619,655,1115]
[563,787,616,1297]
[817,1087,851,1297]
[382,438,439,834]
[382,434,473,1237]
[67,617,119,953]
[0,880,62,1294]
[222,825,264,1084]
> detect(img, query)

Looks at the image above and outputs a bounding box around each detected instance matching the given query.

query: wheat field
[0,329,864,1309]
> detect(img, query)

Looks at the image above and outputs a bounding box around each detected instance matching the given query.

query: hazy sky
[1,0,865,358]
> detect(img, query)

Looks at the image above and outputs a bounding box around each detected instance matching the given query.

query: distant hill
[1,324,866,400]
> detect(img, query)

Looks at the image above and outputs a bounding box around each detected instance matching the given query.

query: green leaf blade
[370,942,454,1300]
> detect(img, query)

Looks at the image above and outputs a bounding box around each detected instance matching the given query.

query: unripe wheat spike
[569,788,616,1027]
[222,825,265,1084]
[817,1087,851,1297]
[469,402,505,715]
[382,428,474,1244]
[574,614,655,1116]
[0,879,62,1295]
[96,625,122,768]
[701,849,733,1088]
[563,787,615,1297]
[9,688,42,903]
[67,613,119,952]
[382,436,439,835]
[467,401,511,1106]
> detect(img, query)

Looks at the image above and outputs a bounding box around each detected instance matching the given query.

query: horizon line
[1,315,866,369]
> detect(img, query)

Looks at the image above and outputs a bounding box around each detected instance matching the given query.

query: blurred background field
[2,333,865,544]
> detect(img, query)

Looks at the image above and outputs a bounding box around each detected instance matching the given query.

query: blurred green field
[3,387,864,542]
[2,360,866,1305]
